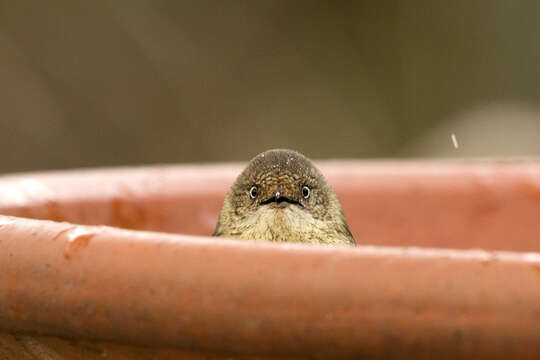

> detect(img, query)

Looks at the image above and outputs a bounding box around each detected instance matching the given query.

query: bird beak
[259,187,301,206]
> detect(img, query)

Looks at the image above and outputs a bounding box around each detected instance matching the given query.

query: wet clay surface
[0,217,539,359]
[1,161,540,251]
[0,161,540,359]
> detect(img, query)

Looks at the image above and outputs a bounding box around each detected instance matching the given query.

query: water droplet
[451,133,459,149]
[62,227,97,260]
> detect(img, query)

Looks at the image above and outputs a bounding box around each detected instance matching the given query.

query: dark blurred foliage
[0,0,538,173]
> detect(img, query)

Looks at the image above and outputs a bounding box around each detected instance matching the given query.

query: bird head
[214,149,354,245]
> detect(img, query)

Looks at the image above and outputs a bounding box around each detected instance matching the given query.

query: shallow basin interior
[1,161,539,252]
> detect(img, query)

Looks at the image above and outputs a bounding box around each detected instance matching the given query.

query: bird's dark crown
[234,149,325,207]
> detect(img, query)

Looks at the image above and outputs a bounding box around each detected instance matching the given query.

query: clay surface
[1,161,539,359]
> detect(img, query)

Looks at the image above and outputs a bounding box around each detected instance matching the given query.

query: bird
[213,149,355,246]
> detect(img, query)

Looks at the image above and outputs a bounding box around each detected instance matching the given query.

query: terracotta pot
[1,161,539,359]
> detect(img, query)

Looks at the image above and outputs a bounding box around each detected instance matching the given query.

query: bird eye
[302,186,310,199]
[249,186,258,199]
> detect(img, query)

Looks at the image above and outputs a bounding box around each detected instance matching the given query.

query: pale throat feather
[233,206,343,245]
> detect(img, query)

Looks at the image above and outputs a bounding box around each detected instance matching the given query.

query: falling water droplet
[451,133,459,149]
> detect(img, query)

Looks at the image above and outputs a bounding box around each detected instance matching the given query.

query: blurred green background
[0,1,538,173]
